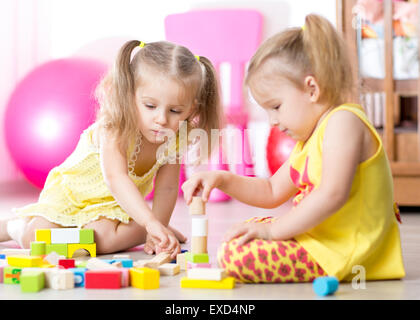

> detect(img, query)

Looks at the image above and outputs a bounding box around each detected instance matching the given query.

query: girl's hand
[181,171,226,205]
[144,234,159,255]
[145,219,180,259]
[222,221,273,246]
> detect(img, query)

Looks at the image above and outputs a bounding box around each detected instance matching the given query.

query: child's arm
[224,111,366,245]
[182,158,298,209]
[99,129,179,253]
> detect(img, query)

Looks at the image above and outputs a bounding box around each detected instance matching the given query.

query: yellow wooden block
[7,255,44,268]
[180,276,235,289]
[35,229,51,244]
[67,243,96,258]
[130,267,159,289]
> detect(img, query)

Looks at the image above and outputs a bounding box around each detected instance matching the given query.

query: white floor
[0,180,419,300]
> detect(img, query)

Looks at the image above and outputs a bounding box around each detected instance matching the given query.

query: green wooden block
[185,252,209,263]
[75,260,88,268]
[79,229,94,244]
[21,271,45,293]
[4,267,22,284]
[31,241,46,256]
[46,243,68,257]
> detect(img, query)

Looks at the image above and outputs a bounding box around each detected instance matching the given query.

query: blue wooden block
[0,254,5,260]
[113,258,133,268]
[313,276,339,296]
[68,268,87,287]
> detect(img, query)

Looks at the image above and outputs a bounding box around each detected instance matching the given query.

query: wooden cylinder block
[189,197,206,215]
[191,236,207,254]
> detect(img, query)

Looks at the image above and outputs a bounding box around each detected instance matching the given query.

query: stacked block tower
[179,196,235,289]
[34,228,96,258]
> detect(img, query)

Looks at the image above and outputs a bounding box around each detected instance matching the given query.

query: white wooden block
[187,268,226,281]
[191,217,208,237]
[133,259,150,268]
[86,257,118,270]
[51,228,80,244]
[0,248,31,256]
[43,252,65,265]
[50,269,74,290]
[158,263,180,276]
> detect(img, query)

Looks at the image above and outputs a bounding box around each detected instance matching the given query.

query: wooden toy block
[0,248,31,256]
[67,243,96,258]
[176,253,187,270]
[75,260,88,268]
[313,276,339,296]
[0,254,6,259]
[79,229,94,244]
[20,271,45,293]
[112,259,133,268]
[120,268,130,287]
[111,261,122,268]
[46,243,68,257]
[158,263,180,276]
[30,241,46,256]
[187,262,212,269]
[7,255,43,268]
[86,257,119,270]
[130,267,159,289]
[133,259,150,268]
[85,270,122,289]
[180,276,235,289]
[68,268,87,287]
[58,259,75,269]
[144,252,172,268]
[50,269,74,290]
[187,268,226,281]
[43,252,64,265]
[191,236,208,254]
[189,196,206,215]
[185,252,209,264]
[51,228,80,244]
[35,229,51,244]
[191,217,208,236]
[3,267,22,284]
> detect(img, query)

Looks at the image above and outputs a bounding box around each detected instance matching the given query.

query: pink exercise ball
[4,58,107,188]
[266,127,296,176]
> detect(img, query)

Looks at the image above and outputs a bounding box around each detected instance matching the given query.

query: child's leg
[217,217,326,283]
[82,218,149,254]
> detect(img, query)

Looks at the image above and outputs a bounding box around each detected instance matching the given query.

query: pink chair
[165,9,263,201]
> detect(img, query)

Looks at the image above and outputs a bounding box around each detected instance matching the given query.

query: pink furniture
[165,9,263,201]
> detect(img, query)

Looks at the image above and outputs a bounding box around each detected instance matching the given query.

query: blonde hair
[95,40,223,154]
[246,14,355,107]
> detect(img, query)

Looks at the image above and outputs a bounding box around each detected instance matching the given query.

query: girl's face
[248,67,327,143]
[135,69,196,145]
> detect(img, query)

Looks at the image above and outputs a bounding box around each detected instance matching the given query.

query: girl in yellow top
[0,40,223,259]
[182,14,405,282]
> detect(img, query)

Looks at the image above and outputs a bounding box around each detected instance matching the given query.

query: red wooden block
[85,270,122,289]
[58,259,75,269]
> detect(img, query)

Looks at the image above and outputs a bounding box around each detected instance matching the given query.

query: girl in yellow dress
[182,14,405,282]
[1,40,222,258]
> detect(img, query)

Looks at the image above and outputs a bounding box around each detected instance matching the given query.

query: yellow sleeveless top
[289,104,405,281]
[13,122,184,227]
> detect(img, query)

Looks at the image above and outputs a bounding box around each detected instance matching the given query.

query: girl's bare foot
[0,217,13,242]
[168,225,187,243]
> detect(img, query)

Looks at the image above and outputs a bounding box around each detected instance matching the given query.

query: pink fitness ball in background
[266,126,296,176]
[4,58,107,188]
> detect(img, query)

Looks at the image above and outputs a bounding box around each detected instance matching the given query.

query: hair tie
[139,41,146,48]
[194,55,200,62]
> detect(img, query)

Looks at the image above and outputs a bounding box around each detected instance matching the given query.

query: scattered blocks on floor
[130,267,159,289]
[85,270,122,289]
[68,268,87,287]
[176,253,187,270]
[180,276,235,289]
[158,263,180,276]
[313,276,339,296]
[49,269,74,290]
[144,252,172,269]
[20,271,45,293]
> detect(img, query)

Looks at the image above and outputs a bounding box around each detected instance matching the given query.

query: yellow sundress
[13,122,184,227]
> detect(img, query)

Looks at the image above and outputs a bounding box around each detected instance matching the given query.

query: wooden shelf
[338,0,420,205]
